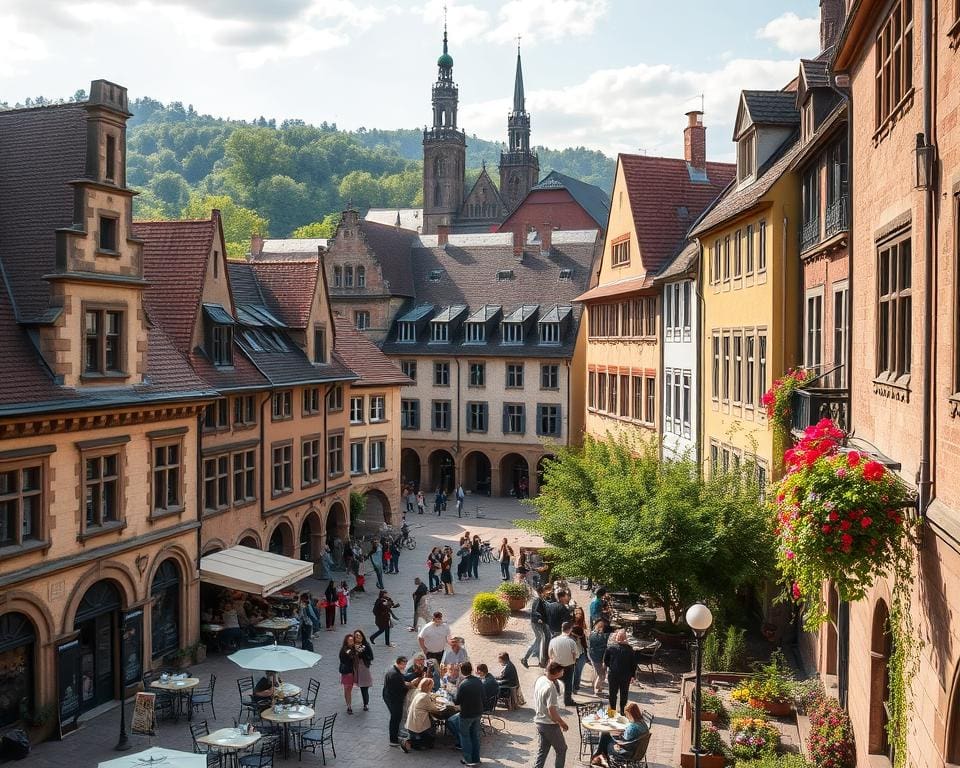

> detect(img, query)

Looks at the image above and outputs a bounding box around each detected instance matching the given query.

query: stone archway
[500,453,529,497]
[268,521,294,557]
[300,510,324,563]
[869,599,892,758]
[364,488,392,525]
[401,448,422,490]
[462,451,492,496]
[428,449,455,494]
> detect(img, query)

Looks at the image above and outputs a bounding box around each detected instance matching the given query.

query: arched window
[434,156,445,178]
[151,559,180,659]
[0,612,35,726]
[434,183,442,207]
[509,175,521,202]
[869,600,892,761]
[356,265,366,288]
[825,583,839,676]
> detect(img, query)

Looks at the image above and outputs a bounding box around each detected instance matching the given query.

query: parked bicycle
[479,540,493,563]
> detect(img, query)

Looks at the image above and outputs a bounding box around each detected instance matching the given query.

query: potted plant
[193,641,207,665]
[696,723,729,768]
[694,688,726,723]
[470,593,510,636]
[746,651,794,716]
[652,620,688,649]
[730,716,780,760]
[806,692,855,768]
[169,645,192,670]
[496,581,530,612]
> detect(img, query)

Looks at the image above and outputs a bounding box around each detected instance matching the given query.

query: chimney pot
[437,224,450,247]
[513,228,524,258]
[251,232,264,258]
[683,111,706,173]
[539,223,553,256]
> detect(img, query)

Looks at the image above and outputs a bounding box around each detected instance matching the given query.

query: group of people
[403,484,468,516]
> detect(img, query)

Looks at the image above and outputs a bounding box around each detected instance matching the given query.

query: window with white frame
[344,265,354,287]
[355,311,370,330]
[369,394,386,422]
[397,322,416,342]
[537,404,561,436]
[369,440,386,471]
[357,265,366,287]
[506,364,524,388]
[539,322,560,344]
[733,332,743,404]
[400,399,419,430]
[432,400,451,431]
[665,370,674,432]
[350,441,365,475]
[504,403,525,434]
[467,402,488,432]
[805,289,824,372]
[541,364,559,390]
[400,360,417,381]
[430,321,449,342]
[469,362,485,387]
[349,396,364,424]
[434,361,450,386]
[502,322,523,344]
[745,334,756,408]
[682,371,691,437]
[465,322,485,343]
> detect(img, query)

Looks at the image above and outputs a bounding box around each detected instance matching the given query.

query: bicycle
[480,540,493,563]
[403,535,417,550]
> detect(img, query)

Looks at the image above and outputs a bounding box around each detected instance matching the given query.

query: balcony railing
[791,387,849,433]
[800,216,821,252]
[824,197,849,238]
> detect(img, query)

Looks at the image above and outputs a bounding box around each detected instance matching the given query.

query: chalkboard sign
[130,692,156,736]
[122,610,143,687]
[56,639,80,739]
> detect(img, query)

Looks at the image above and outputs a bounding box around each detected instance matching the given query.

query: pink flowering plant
[772,418,916,628]
[807,692,856,768]
[730,716,781,759]
[761,368,814,427]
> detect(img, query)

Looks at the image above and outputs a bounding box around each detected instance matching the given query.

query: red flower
[791,582,802,600]
[847,451,861,467]
[862,460,885,481]
[841,533,854,549]
[861,516,873,528]
[839,520,851,531]
[828,511,839,522]
[822,524,832,534]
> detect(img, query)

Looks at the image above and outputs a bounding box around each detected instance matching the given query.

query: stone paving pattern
[25,499,684,767]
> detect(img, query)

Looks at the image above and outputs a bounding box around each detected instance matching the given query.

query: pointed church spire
[513,41,525,114]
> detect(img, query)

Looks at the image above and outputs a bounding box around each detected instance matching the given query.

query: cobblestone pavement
[26,498,683,767]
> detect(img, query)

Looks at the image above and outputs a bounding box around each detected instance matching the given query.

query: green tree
[182,193,268,258]
[291,213,341,239]
[253,174,313,237]
[521,436,774,625]
[338,170,382,212]
[148,171,191,217]
[224,126,293,190]
[380,167,422,208]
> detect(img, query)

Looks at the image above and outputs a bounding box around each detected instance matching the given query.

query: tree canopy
[521,436,775,625]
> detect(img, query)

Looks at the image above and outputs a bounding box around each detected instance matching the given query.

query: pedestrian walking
[370,589,399,646]
[470,535,481,579]
[410,577,429,631]
[298,594,316,651]
[522,586,550,668]
[455,484,465,517]
[369,542,385,590]
[383,655,415,747]
[548,621,579,706]
[352,629,374,711]
[447,661,484,766]
[323,580,338,630]
[498,538,514,581]
[417,611,451,664]
[603,629,636,714]
[434,487,442,515]
[533,662,569,768]
[417,490,425,515]
[588,619,608,696]
[339,633,358,713]
[337,581,350,625]
[441,546,454,594]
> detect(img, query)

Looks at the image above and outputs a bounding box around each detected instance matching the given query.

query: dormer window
[611,238,630,267]
[212,326,233,366]
[105,135,116,181]
[398,321,416,343]
[465,322,485,343]
[357,265,366,288]
[313,325,327,363]
[333,266,343,287]
[737,132,756,182]
[502,322,523,344]
[539,322,560,345]
[496,270,514,281]
[344,265,354,287]
[429,269,442,282]
[84,307,124,375]
[99,216,118,253]
[801,102,815,142]
[430,321,449,343]
[559,269,573,281]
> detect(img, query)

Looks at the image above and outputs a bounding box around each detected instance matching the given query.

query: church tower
[499,46,539,212]
[422,23,466,235]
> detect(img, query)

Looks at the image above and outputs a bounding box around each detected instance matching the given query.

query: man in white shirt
[441,636,469,666]
[533,662,569,768]
[418,611,451,664]
[548,621,579,706]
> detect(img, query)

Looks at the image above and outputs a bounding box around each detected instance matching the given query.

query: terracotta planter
[749,696,793,717]
[685,699,718,722]
[681,752,726,768]
[472,613,507,636]
[506,596,527,612]
[653,628,687,648]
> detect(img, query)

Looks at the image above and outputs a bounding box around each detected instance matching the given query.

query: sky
[0,0,823,161]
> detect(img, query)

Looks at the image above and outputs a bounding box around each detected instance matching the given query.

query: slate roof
[530,170,612,229]
[134,219,217,351]
[365,208,423,232]
[333,316,411,387]
[690,132,801,238]
[357,220,417,297]
[0,103,87,322]
[381,230,599,359]
[656,241,700,283]
[248,260,320,330]
[799,59,831,90]
[741,90,801,127]
[618,154,735,275]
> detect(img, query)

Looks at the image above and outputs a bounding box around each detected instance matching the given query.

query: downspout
[454,358,461,478]
[259,392,268,518]
[917,0,935,517]
[695,240,706,476]
[565,359,571,446]
[196,410,204,566]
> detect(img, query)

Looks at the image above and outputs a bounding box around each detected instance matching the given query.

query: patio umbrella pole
[115,693,131,751]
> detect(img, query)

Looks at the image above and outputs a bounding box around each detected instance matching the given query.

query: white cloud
[419,1,491,41]
[461,57,800,159]
[756,12,819,55]
[0,14,47,78]
[486,0,608,44]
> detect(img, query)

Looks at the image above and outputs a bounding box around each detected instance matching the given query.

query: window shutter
[502,405,509,434]
[519,406,526,435]
[412,401,419,430]
[466,403,473,432]
[535,405,544,436]
[555,405,561,435]
[481,403,488,431]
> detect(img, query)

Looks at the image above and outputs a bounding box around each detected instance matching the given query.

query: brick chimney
[437,224,450,247]
[684,111,706,173]
[512,228,524,259]
[538,223,553,256]
[251,232,264,258]
[819,0,845,53]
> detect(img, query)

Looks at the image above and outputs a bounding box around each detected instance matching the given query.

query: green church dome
[438,52,453,68]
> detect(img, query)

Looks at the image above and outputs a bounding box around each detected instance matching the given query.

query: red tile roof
[618,155,735,275]
[134,218,216,352]
[248,260,320,330]
[333,317,411,386]
[574,274,656,302]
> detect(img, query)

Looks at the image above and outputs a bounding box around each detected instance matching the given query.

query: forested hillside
[2,93,614,256]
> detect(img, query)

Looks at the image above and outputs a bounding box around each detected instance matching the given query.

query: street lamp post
[686,603,714,768]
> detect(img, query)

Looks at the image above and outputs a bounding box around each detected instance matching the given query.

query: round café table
[261,705,314,759]
[581,714,628,734]
[196,727,262,768]
[256,617,296,644]
[150,677,199,721]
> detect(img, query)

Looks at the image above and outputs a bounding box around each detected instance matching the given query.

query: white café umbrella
[99,747,204,768]
[228,642,321,673]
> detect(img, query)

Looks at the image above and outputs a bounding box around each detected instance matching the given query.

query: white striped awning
[200,547,313,597]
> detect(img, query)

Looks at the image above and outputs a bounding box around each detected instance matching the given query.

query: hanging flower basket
[771,418,917,628]
[762,368,814,429]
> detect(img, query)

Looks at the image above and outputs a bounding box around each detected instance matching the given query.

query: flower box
[749,697,792,717]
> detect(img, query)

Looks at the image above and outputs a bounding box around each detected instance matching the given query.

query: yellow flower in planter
[731,685,751,703]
